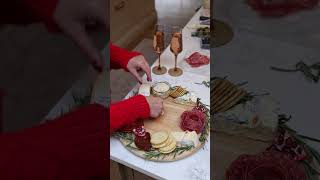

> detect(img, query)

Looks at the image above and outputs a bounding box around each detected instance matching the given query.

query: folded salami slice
[185,52,209,68]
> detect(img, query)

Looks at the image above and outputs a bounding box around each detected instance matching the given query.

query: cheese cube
[138,84,151,96]
[171,132,187,146]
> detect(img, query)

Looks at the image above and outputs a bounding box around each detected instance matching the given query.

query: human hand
[53,0,108,72]
[145,96,163,118]
[127,55,152,83]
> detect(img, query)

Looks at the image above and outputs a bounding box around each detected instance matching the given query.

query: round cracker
[159,139,176,152]
[151,131,169,145]
[159,147,175,154]
[153,135,173,149]
[159,142,177,154]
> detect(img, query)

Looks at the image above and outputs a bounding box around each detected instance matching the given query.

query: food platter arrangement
[115,81,210,161]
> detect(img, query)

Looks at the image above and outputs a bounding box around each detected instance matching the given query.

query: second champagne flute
[169,26,183,77]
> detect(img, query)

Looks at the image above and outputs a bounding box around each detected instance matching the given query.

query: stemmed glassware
[168,26,183,77]
[152,24,167,75]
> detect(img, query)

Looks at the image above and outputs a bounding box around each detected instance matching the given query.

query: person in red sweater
[109,44,164,133]
[0,0,163,179]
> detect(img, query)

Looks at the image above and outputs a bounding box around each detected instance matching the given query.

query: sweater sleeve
[22,0,59,31]
[110,95,150,134]
[0,104,108,179]
[110,43,142,71]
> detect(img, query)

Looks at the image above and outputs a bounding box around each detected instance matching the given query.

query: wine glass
[152,24,167,75]
[168,26,183,77]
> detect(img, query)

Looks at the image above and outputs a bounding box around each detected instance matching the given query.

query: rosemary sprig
[144,145,194,160]
[196,100,210,144]
[195,81,210,88]
[270,60,320,83]
[114,132,134,142]
[144,150,162,160]
[200,112,210,144]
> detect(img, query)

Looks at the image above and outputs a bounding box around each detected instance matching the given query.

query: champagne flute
[152,24,167,75]
[168,26,183,77]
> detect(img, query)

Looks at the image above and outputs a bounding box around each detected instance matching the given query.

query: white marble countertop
[213,1,320,151]
[110,7,211,180]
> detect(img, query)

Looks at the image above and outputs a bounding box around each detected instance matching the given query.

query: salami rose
[180,110,206,134]
[134,132,152,151]
[226,151,307,180]
[133,126,146,137]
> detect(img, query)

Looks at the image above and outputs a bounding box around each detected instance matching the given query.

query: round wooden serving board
[120,97,209,162]
[90,73,209,161]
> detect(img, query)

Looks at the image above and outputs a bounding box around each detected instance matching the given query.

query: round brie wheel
[153,82,170,92]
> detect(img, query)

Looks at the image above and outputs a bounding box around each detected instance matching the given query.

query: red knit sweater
[109,44,151,133]
[0,0,150,179]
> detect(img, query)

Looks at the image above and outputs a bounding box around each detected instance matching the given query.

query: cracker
[153,135,173,149]
[151,131,169,145]
[159,139,177,152]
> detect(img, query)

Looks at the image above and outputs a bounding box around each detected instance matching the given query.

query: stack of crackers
[212,78,247,114]
[151,131,177,154]
[170,86,188,98]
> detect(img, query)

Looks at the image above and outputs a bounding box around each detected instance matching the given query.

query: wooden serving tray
[120,97,209,162]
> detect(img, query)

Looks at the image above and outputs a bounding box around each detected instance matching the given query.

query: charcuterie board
[117,97,209,162]
[91,70,210,162]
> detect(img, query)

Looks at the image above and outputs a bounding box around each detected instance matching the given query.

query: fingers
[140,61,152,81]
[129,69,143,84]
[58,20,104,72]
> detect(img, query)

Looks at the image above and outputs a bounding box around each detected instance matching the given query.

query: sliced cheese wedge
[138,84,151,96]
[171,132,187,146]
[181,131,200,147]
[171,131,200,147]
